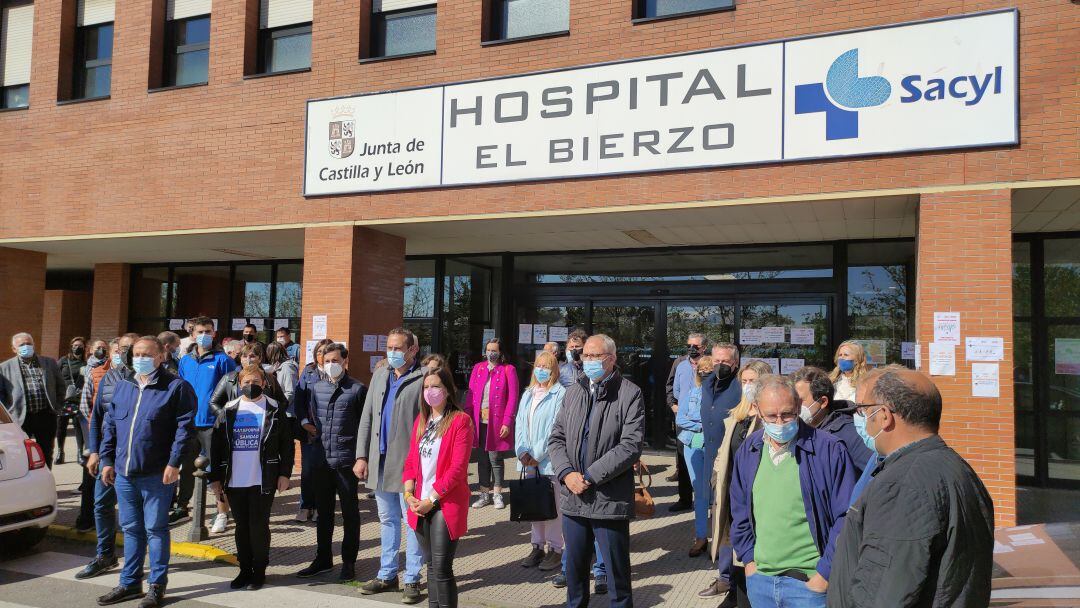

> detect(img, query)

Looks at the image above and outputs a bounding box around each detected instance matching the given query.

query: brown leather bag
[634,462,655,518]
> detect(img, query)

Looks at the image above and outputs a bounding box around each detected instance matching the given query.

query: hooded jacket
[178,348,237,428]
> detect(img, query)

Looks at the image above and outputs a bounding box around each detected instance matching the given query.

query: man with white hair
[0,332,67,466]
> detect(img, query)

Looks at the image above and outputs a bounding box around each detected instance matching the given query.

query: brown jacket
[710,415,760,561]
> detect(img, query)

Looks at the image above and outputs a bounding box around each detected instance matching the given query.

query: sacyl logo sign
[794,49,891,140]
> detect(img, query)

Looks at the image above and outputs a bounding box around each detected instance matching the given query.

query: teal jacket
[513,382,566,476]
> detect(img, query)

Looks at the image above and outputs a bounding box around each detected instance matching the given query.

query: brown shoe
[697,578,731,598]
[689,538,708,558]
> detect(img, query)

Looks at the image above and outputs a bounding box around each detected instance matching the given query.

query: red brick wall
[917,189,1015,526]
[90,263,131,339]
[41,290,92,359]
[0,248,47,350]
[0,1,1076,240]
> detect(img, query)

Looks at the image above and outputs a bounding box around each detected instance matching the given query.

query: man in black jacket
[792,366,874,475]
[827,369,994,608]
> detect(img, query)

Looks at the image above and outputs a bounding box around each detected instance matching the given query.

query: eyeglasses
[759,412,798,424]
[854,403,890,417]
[580,352,611,361]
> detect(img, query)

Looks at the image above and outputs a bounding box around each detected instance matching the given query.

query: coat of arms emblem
[329,107,356,159]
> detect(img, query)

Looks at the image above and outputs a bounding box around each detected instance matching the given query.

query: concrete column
[0,247,47,348]
[91,263,131,339]
[299,226,406,383]
[917,188,1015,526]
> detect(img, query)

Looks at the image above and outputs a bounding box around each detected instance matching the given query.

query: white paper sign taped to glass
[304,10,1017,196]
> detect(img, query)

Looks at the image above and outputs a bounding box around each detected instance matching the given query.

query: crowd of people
[0,320,997,608]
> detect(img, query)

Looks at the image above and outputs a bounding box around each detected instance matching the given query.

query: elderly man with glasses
[728,375,855,608]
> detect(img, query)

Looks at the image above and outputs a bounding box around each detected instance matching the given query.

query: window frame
[73,21,113,100]
[370,4,437,59]
[632,0,735,24]
[164,14,211,87]
[0,83,29,108]
[488,0,570,43]
[257,21,311,75]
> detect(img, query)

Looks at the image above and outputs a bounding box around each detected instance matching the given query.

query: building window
[0,0,33,109]
[257,0,311,74]
[846,241,914,368]
[635,0,733,20]
[74,23,112,98]
[164,5,210,87]
[490,0,568,41]
[371,3,435,58]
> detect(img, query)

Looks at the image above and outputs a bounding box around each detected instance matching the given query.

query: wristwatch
[429,495,440,508]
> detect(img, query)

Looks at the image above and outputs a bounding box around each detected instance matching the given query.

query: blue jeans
[681,442,709,539]
[716,542,733,584]
[115,473,175,587]
[374,489,424,583]
[746,573,826,608]
[560,540,606,577]
[93,474,117,558]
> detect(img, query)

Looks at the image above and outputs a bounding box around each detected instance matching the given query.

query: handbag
[508,467,558,522]
[634,462,656,519]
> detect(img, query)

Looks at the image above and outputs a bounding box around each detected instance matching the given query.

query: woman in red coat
[403,365,473,608]
[465,338,519,509]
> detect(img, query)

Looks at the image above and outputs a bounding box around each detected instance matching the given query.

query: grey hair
[589,334,617,355]
[687,333,710,349]
[10,332,32,346]
[713,342,740,363]
[753,374,800,409]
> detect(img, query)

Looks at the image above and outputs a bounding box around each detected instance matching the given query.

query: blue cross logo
[795,49,892,140]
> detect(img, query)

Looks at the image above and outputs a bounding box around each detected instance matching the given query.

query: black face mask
[568,348,583,361]
[687,345,701,359]
[714,363,735,381]
[72,346,85,357]
[93,347,107,360]
[241,384,264,399]
[243,334,255,343]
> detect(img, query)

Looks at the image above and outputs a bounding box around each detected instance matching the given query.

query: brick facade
[90,263,130,340]
[0,247,47,349]
[41,289,92,359]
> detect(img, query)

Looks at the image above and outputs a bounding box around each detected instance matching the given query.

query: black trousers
[312,464,360,564]
[225,486,276,573]
[675,447,693,504]
[175,428,213,510]
[564,515,632,608]
[76,465,96,527]
[415,508,458,608]
[55,413,84,457]
[22,409,57,468]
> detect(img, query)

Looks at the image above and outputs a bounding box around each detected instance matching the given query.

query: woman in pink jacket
[403,366,473,608]
[466,338,519,509]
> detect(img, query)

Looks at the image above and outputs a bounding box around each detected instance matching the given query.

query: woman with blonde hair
[700,359,773,606]
[829,340,869,402]
[513,350,567,571]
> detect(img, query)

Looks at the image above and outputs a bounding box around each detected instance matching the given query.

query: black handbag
[508,467,558,522]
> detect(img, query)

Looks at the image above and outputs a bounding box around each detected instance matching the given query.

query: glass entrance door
[592,303,662,446]
[738,300,832,371]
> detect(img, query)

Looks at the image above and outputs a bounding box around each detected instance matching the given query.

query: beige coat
[709,415,760,562]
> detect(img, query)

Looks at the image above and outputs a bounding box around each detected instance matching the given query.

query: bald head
[870,369,942,432]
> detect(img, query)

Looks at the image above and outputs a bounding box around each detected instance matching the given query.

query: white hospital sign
[303,10,1017,197]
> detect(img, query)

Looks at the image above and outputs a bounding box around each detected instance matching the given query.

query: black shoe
[594,575,608,596]
[552,573,567,589]
[77,555,119,580]
[668,501,693,513]
[360,578,399,595]
[230,570,251,590]
[246,571,265,591]
[97,584,143,605]
[138,584,165,608]
[75,518,95,533]
[338,562,355,582]
[401,582,422,604]
[167,508,189,525]
[55,452,66,465]
[296,561,333,578]
[521,544,545,568]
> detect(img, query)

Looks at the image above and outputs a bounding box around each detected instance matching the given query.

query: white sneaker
[493,493,506,510]
[294,507,310,523]
[471,493,492,509]
[210,513,228,534]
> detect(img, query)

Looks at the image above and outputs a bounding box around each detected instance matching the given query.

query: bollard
[188,455,210,542]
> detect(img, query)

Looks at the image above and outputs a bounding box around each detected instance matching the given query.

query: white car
[0,403,57,549]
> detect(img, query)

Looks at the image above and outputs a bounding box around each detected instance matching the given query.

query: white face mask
[799,405,814,423]
[276,337,288,345]
[324,362,343,379]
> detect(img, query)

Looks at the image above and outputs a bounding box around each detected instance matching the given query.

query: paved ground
[47,435,719,607]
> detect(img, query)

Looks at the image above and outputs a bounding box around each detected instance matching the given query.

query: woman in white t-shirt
[830,341,869,403]
[208,366,294,591]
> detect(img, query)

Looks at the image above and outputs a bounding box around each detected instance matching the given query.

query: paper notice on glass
[929,343,956,376]
[168,319,184,331]
[761,327,786,343]
[966,337,1004,361]
[914,343,922,370]
[305,340,319,364]
[972,363,1000,398]
[790,327,815,345]
[231,318,247,331]
[549,326,569,342]
[312,315,328,340]
[1056,339,1080,375]
[780,358,805,375]
[533,324,548,345]
[378,335,388,351]
[250,318,264,331]
[212,319,219,331]
[901,342,916,360]
[740,329,764,345]
[273,318,290,332]
[362,335,378,352]
[746,357,780,372]
[518,324,532,344]
[482,328,496,345]
[370,356,384,373]
[934,312,961,344]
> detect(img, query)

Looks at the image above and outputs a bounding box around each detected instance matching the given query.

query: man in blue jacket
[98,336,195,608]
[729,375,854,608]
[792,366,874,475]
[174,316,236,524]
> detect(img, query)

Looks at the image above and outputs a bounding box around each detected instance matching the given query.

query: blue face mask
[533,368,551,383]
[386,350,406,369]
[195,334,213,349]
[131,356,157,376]
[853,408,884,453]
[17,344,34,358]
[838,358,856,373]
[763,419,799,444]
[583,360,606,381]
[111,354,124,368]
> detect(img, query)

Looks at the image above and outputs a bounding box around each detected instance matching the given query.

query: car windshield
[0,404,12,424]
